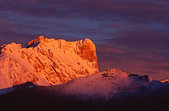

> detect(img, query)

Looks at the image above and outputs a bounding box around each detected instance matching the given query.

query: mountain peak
[27,35,45,48]
[27,36,97,64]
[0,36,98,89]
[0,43,22,54]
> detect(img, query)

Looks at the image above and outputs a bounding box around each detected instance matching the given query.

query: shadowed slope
[1,69,169,111]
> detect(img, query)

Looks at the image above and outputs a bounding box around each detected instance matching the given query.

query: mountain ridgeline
[0,36,98,89]
[0,36,169,111]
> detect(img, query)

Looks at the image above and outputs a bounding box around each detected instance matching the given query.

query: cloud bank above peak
[0,0,169,80]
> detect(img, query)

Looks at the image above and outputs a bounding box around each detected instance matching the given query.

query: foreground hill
[0,36,98,89]
[0,69,169,111]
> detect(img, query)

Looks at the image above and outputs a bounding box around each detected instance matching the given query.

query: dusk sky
[0,0,169,80]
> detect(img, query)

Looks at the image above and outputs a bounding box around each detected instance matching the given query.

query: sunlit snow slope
[53,69,169,101]
[0,36,98,89]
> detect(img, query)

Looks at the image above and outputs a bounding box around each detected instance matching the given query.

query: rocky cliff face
[0,36,98,89]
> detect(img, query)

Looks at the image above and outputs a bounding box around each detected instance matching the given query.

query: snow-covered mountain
[44,69,168,101]
[1,36,169,111]
[0,36,98,89]
[58,69,150,100]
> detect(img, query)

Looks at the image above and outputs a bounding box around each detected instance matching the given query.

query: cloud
[0,0,169,24]
[0,0,169,80]
[96,29,169,80]
[106,30,169,51]
[97,37,169,81]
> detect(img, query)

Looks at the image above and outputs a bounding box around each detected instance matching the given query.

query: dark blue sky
[1,0,169,80]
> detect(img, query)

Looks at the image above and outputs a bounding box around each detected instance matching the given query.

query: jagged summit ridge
[0,36,98,89]
[27,36,97,62]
